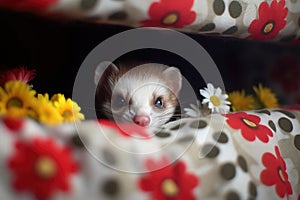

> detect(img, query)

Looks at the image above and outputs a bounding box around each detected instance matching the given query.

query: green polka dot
[237,156,247,172]
[220,163,236,180]
[71,135,85,148]
[278,117,293,132]
[155,131,171,138]
[223,26,238,35]
[229,1,242,18]
[108,11,128,20]
[199,23,216,32]
[213,0,225,15]
[248,181,257,198]
[101,179,120,196]
[268,120,276,132]
[101,149,116,165]
[170,122,186,131]
[213,132,229,143]
[81,0,98,9]
[256,110,271,115]
[274,110,296,119]
[189,120,207,129]
[225,191,240,200]
[201,144,220,158]
[294,135,300,151]
[177,135,194,143]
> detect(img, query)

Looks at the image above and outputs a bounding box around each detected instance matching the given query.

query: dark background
[1,8,300,106]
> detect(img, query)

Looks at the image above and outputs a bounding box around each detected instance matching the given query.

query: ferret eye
[154,97,163,109]
[112,95,126,109]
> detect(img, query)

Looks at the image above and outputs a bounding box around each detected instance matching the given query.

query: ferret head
[95,62,182,127]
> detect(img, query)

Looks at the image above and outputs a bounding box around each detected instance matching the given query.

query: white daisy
[200,83,231,114]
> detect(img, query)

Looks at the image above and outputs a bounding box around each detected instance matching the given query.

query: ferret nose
[133,115,150,127]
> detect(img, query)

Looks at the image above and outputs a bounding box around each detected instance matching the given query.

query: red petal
[139,176,154,191]
[260,169,276,186]
[3,117,25,132]
[262,152,277,168]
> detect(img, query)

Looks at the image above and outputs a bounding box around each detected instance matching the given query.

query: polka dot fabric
[0,109,300,199]
[1,0,300,41]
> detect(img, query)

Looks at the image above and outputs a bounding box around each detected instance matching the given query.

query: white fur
[100,63,182,127]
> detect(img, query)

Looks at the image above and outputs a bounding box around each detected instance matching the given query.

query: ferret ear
[162,67,182,95]
[94,61,119,85]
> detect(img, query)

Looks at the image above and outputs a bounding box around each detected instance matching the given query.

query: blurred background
[0,8,300,106]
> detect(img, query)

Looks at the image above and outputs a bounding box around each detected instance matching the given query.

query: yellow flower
[228,90,257,111]
[253,83,279,109]
[33,93,63,125]
[0,81,36,118]
[51,93,85,122]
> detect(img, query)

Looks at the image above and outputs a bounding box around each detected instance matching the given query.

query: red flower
[98,119,150,139]
[8,138,79,200]
[224,112,273,143]
[3,117,25,132]
[138,157,199,200]
[260,146,292,198]
[248,0,288,40]
[0,67,35,86]
[141,0,196,28]
[0,0,57,11]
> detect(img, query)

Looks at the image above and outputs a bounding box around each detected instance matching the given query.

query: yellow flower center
[35,156,57,178]
[263,21,275,34]
[242,118,258,128]
[278,168,286,183]
[210,95,221,107]
[63,109,73,118]
[6,97,23,109]
[162,12,179,25]
[161,179,178,197]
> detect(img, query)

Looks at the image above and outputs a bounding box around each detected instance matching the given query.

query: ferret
[94,61,182,127]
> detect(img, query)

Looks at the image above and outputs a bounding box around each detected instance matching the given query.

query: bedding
[0,0,300,42]
[0,1,300,199]
[1,109,300,200]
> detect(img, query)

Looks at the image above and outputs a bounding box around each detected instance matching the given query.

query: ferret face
[95,62,182,127]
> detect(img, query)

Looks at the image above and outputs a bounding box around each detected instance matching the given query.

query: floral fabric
[0,0,300,41]
[1,109,300,199]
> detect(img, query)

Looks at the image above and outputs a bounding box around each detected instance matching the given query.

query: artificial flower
[260,146,292,197]
[51,93,84,122]
[253,83,279,109]
[138,157,199,200]
[224,112,273,143]
[33,94,63,125]
[141,0,196,28]
[248,0,288,40]
[228,90,257,111]
[3,116,25,132]
[0,68,85,125]
[0,67,35,86]
[0,81,36,118]
[200,83,231,114]
[8,138,79,200]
